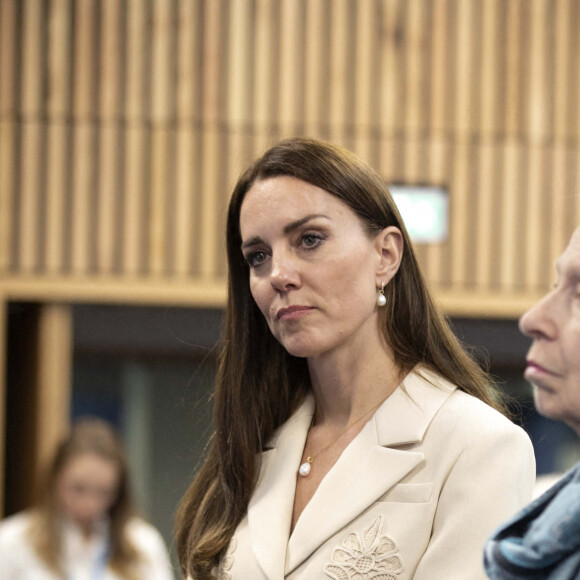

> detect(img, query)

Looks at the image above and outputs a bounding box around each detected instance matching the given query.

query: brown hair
[28,417,141,580]
[175,137,507,578]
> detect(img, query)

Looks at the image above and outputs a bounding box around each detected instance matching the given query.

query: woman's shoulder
[125,517,168,550]
[415,367,526,435]
[0,510,33,541]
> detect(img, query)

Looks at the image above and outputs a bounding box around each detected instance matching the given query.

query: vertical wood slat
[524,0,550,290]
[227,0,253,212]
[35,304,72,480]
[97,0,122,274]
[479,0,499,138]
[304,0,326,138]
[475,1,499,288]
[329,0,350,143]
[550,145,570,280]
[474,143,496,288]
[528,0,550,142]
[428,0,448,137]
[19,0,44,273]
[278,0,303,138]
[174,0,200,277]
[504,0,523,137]
[425,0,450,285]
[525,144,545,290]
[450,0,475,287]
[553,0,571,140]
[405,0,425,138]
[403,0,427,182]
[199,0,224,279]
[45,0,71,275]
[253,0,276,154]
[71,0,95,274]
[0,0,18,274]
[149,0,173,276]
[379,0,402,140]
[499,141,521,290]
[122,0,147,275]
[352,0,374,162]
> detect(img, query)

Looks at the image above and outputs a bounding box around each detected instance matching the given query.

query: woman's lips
[524,359,560,381]
[276,306,314,320]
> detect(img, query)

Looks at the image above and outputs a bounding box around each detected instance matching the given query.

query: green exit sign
[389,185,449,243]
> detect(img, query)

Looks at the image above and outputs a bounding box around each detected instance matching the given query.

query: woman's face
[239,176,390,360]
[56,452,120,532]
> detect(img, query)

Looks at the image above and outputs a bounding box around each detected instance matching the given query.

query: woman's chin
[279,338,322,359]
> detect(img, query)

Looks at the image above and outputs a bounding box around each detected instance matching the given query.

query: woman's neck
[307,339,402,429]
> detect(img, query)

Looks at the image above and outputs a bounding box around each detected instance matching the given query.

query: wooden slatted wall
[1,0,580,315]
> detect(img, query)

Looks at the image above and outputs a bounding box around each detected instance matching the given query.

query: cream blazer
[218,369,536,580]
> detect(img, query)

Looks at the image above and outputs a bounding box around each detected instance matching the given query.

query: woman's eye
[300,233,325,249]
[245,250,268,268]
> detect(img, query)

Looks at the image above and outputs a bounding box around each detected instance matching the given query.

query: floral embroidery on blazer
[324,515,404,580]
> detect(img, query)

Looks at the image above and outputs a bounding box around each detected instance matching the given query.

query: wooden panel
[328,0,350,144]
[304,0,327,138]
[479,0,499,137]
[527,0,551,142]
[499,141,522,291]
[97,0,122,274]
[428,0,449,137]
[0,0,18,274]
[553,0,572,140]
[1,0,579,316]
[227,0,253,212]
[174,0,201,278]
[71,0,96,274]
[524,144,546,290]
[0,121,15,274]
[253,0,278,153]
[0,296,6,515]
[503,0,524,137]
[474,142,498,289]
[279,0,304,137]
[45,0,71,275]
[19,0,44,273]
[149,0,173,276]
[35,304,72,477]
[352,0,375,161]
[122,0,148,275]
[199,0,225,279]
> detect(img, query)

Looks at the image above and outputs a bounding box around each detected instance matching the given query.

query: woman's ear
[375,226,404,285]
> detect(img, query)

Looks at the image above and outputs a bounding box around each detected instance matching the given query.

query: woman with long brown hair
[175,138,536,579]
[0,417,174,580]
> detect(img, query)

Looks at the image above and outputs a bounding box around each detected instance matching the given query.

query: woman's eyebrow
[241,236,262,251]
[241,214,329,250]
[283,214,329,235]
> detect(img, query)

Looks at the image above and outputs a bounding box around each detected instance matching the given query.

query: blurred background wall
[2,0,580,575]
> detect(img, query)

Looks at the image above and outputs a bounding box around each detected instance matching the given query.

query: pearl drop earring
[377,283,386,307]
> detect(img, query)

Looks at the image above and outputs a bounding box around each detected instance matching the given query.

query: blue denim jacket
[484,462,580,579]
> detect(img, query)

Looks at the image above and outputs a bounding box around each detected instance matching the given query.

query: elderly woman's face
[56,452,120,533]
[519,227,580,434]
[239,176,389,360]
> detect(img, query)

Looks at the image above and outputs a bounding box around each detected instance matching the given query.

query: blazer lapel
[247,395,315,580]
[285,369,456,574]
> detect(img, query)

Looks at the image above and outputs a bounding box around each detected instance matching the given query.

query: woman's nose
[269,252,300,291]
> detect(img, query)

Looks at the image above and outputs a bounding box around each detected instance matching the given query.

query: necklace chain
[298,392,392,477]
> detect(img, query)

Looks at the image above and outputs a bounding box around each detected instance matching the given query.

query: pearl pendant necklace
[298,457,313,477]
[298,390,395,478]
